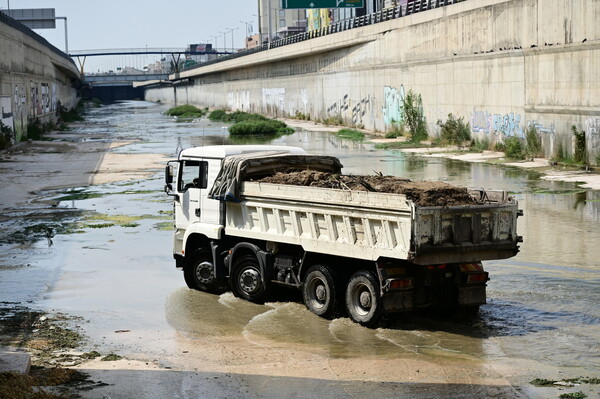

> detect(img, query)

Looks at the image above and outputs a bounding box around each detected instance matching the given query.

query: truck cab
[165,145,307,265]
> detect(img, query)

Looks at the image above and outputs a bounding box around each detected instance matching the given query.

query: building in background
[257,0,306,43]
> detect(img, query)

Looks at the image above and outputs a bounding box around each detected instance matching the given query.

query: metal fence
[183,0,466,73]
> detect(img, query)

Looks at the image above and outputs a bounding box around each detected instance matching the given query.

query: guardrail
[181,0,466,74]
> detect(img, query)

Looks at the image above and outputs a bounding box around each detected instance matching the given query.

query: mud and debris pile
[255,170,478,207]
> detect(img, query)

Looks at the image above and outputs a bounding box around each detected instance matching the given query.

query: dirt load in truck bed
[255,170,478,207]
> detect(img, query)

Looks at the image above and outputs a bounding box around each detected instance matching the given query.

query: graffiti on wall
[1,96,13,130]
[382,85,405,127]
[471,109,525,138]
[13,85,26,134]
[29,82,57,117]
[471,109,491,134]
[301,89,309,113]
[327,94,349,116]
[585,118,600,137]
[262,88,285,112]
[227,90,250,111]
[351,95,371,126]
[528,120,556,135]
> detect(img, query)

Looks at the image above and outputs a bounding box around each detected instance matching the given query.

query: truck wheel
[231,255,271,303]
[184,250,218,293]
[303,265,340,319]
[345,270,382,328]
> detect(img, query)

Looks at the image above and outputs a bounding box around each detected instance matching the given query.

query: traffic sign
[281,0,364,9]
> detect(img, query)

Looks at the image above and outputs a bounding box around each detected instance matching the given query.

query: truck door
[175,160,208,230]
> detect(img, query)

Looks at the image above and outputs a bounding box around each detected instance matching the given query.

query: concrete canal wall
[145,0,600,164]
[0,12,80,142]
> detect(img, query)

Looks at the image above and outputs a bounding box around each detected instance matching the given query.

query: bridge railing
[181,0,466,73]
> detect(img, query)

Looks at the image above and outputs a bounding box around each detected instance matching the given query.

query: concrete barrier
[0,12,80,142]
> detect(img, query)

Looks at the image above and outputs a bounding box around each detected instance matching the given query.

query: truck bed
[224,182,521,264]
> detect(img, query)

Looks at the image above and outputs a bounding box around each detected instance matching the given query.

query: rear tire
[231,255,271,303]
[303,265,341,319]
[345,270,382,328]
[184,250,219,293]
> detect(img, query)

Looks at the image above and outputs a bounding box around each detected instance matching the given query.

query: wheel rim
[239,267,262,295]
[306,275,328,310]
[195,261,214,284]
[349,281,373,317]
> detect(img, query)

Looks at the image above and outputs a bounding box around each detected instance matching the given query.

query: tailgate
[411,190,522,264]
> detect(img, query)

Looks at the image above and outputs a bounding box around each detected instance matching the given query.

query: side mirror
[164,163,178,199]
[165,165,174,185]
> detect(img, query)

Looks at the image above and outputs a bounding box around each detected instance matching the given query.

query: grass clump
[166,104,208,118]
[58,105,83,123]
[336,128,364,141]
[525,125,544,158]
[208,110,293,136]
[0,121,13,150]
[572,125,587,164]
[471,136,491,152]
[101,354,122,361]
[560,392,587,399]
[385,122,407,139]
[208,109,268,123]
[208,109,228,121]
[27,118,57,140]
[229,120,292,136]
[321,114,344,126]
[504,136,525,159]
[436,113,471,146]
[294,111,311,120]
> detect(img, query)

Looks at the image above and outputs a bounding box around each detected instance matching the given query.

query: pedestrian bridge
[83,73,170,87]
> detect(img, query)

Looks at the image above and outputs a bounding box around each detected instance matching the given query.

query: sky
[1,0,258,72]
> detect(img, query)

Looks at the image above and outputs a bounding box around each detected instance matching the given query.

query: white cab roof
[179,145,306,159]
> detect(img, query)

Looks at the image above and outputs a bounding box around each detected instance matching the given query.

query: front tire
[303,265,341,319]
[231,255,271,303]
[184,250,219,293]
[345,270,382,328]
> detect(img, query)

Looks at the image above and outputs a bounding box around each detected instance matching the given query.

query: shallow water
[1,101,598,394]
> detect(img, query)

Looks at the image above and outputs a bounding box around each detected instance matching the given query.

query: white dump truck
[164,145,522,326]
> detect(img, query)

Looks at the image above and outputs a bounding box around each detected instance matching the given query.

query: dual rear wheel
[303,265,382,327]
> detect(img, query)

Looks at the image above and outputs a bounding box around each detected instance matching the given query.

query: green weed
[166,105,207,118]
[504,136,525,159]
[471,137,491,152]
[402,89,427,143]
[436,113,471,146]
[560,392,586,399]
[0,121,13,150]
[525,125,544,158]
[336,128,364,141]
[572,125,587,164]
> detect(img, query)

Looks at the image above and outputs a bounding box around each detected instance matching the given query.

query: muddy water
[1,101,599,396]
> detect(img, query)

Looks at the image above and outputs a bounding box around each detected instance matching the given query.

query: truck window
[179,160,208,191]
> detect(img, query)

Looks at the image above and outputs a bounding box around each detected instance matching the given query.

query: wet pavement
[0,101,599,398]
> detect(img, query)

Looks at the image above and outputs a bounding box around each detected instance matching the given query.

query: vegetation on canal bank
[165,104,208,118]
[209,109,294,136]
[0,121,12,150]
[336,128,365,141]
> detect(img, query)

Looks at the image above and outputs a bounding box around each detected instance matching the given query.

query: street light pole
[240,20,252,49]
[226,27,239,52]
[219,31,227,52]
[267,0,272,49]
